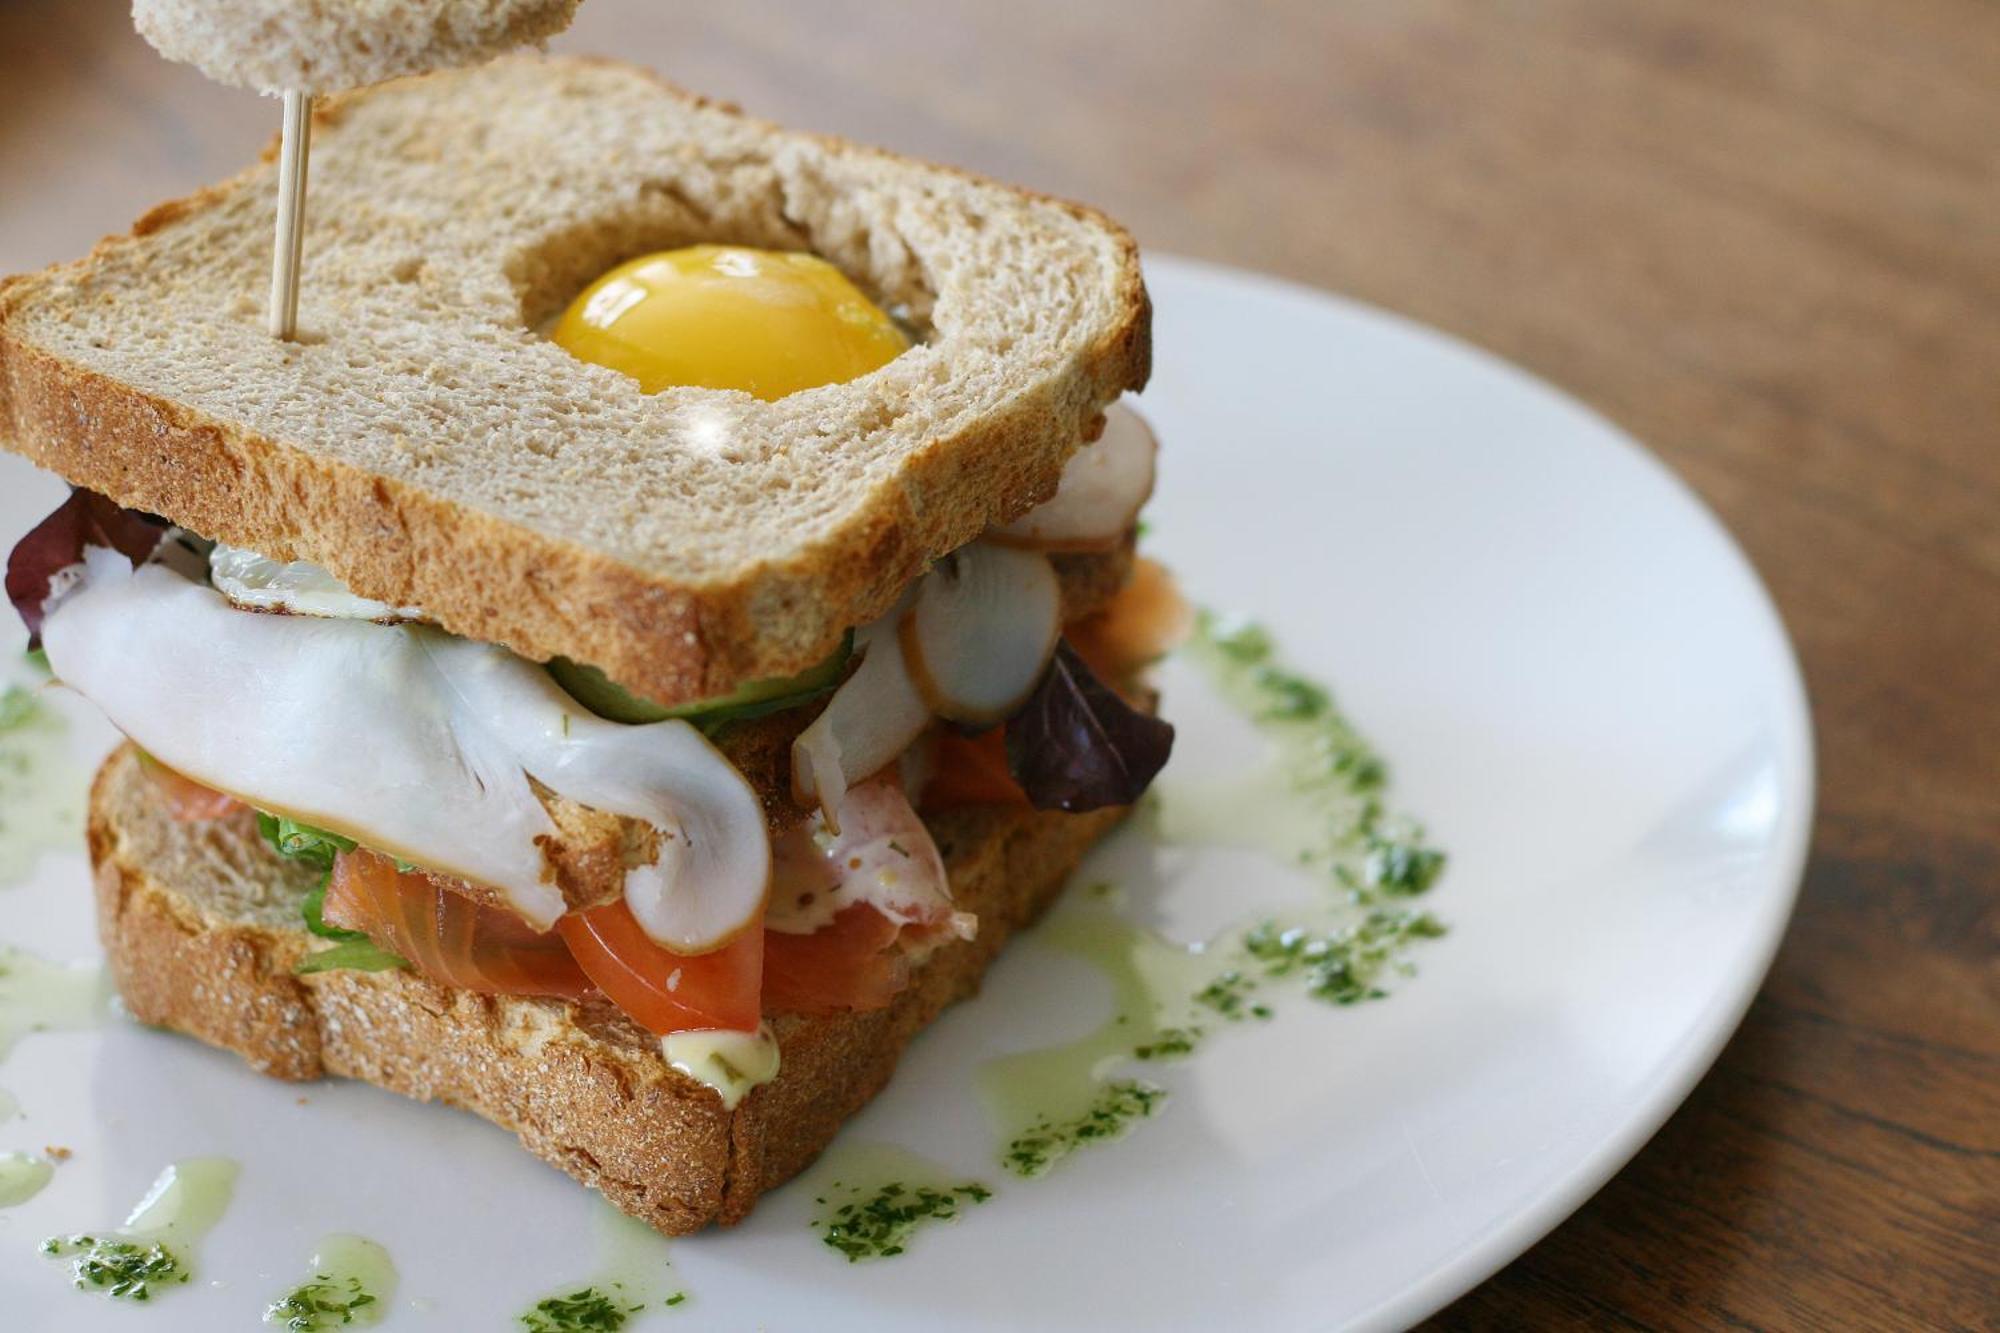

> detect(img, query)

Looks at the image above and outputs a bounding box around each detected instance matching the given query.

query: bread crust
[89,744,1122,1233]
[0,57,1152,708]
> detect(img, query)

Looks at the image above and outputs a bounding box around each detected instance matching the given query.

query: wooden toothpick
[268,89,312,340]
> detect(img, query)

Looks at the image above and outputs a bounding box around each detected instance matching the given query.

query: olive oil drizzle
[0,1149,54,1206]
[516,1204,687,1330]
[0,682,85,887]
[0,942,108,1117]
[41,1157,240,1301]
[266,1234,397,1330]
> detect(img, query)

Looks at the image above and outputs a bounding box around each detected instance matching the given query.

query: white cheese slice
[41,548,768,948]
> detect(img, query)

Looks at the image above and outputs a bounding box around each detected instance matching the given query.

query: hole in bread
[505,190,938,343]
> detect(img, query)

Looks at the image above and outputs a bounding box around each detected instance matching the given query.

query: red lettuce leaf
[6,489,168,645]
[1005,640,1175,811]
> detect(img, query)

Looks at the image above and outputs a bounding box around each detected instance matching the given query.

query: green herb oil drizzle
[0,684,85,887]
[42,1157,239,1302]
[0,1149,54,1206]
[0,943,107,1116]
[266,1234,397,1330]
[980,895,1223,1176]
[517,1204,685,1330]
[807,1142,994,1262]
[0,945,106,1059]
[521,1287,646,1333]
[1160,613,1447,905]
[981,611,1449,1176]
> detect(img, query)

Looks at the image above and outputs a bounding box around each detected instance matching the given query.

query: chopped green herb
[1003,1080,1164,1177]
[1242,911,1446,1005]
[1205,616,1274,664]
[1251,667,1329,720]
[1193,968,1260,1020]
[41,1234,188,1301]
[266,1273,377,1330]
[1364,833,1446,895]
[816,1179,993,1262]
[1132,1026,1202,1061]
[664,1292,687,1307]
[519,1285,644,1333]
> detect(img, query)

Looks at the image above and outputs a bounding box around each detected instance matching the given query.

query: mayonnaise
[660,1024,781,1110]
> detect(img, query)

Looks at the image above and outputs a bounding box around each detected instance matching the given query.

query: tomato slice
[762,904,910,1016]
[323,849,594,1000]
[1065,556,1191,685]
[557,899,763,1035]
[137,753,244,822]
[921,726,1028,812]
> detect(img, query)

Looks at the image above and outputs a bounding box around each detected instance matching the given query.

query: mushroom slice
[791,617,931,825]
[899,543,1061,727]
[990,402,1158,552]
[426,635,771,953]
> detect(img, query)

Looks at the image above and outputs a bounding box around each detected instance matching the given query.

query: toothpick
[267,89,312,340]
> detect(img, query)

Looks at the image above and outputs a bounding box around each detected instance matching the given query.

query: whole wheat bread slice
[89,743,1121,1233]
[134,0,584,94]
[0,55,1151,706]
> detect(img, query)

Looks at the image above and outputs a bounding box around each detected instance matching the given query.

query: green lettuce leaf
[294,938,408,975]
[255,811,410,972]
[254,811,355,872]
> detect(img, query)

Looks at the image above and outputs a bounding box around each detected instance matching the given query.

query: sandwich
[0,55,1181,1234]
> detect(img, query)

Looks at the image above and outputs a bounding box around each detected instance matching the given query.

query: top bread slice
[0,55,1151,706]
[133,0,583,94]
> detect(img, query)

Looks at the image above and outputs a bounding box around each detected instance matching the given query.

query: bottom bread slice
[87,744,1121,1235]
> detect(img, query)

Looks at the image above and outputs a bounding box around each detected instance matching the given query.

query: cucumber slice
[548,632,852,727]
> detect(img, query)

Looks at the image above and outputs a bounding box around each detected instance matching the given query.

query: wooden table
[3,1,1994,1325]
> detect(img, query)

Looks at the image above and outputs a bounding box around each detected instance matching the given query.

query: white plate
[0,256,1811,1331]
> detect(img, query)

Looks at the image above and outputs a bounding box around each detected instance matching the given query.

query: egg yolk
[550,244,909,400]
